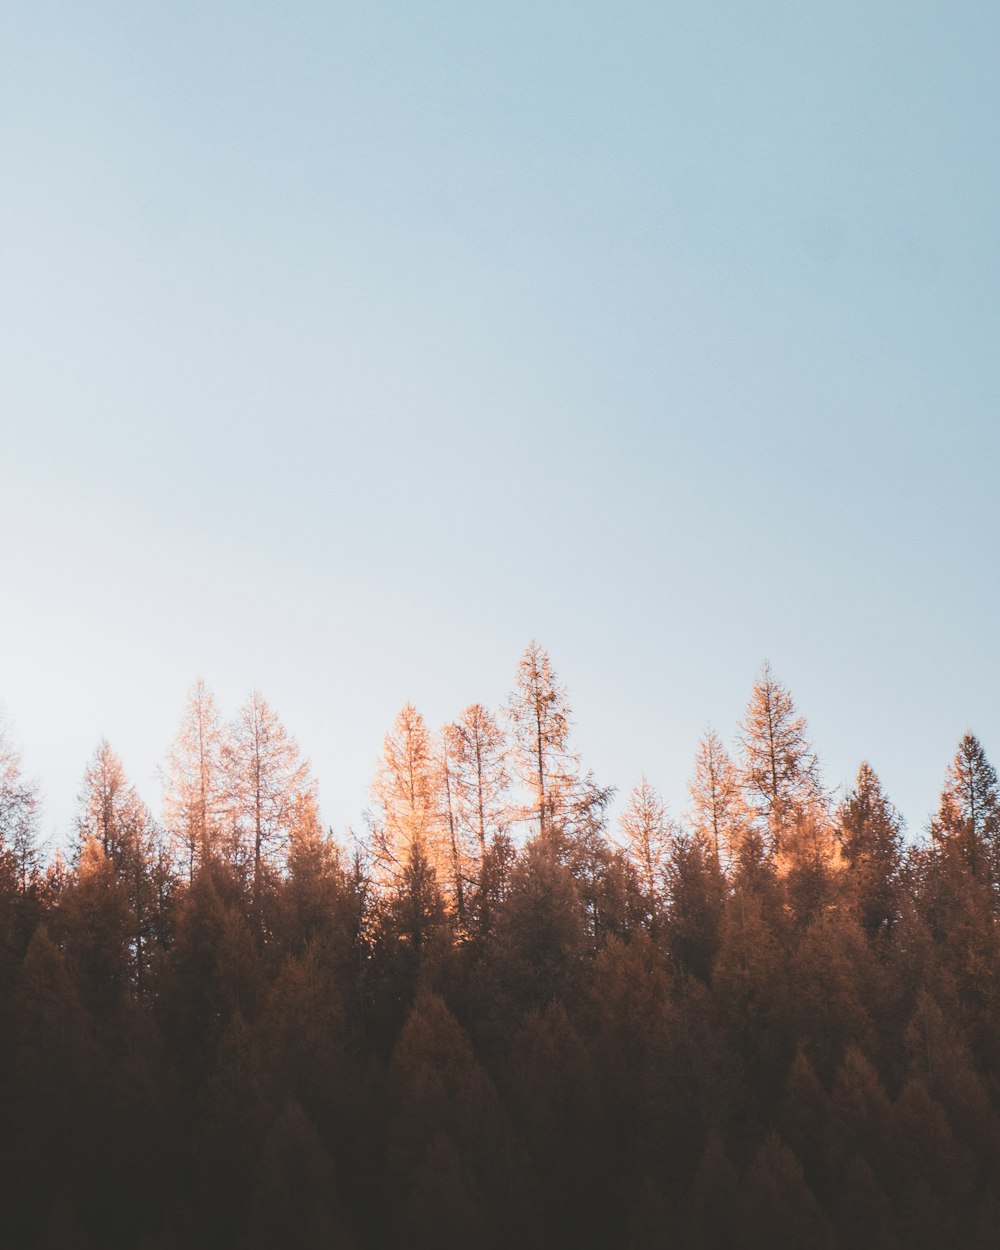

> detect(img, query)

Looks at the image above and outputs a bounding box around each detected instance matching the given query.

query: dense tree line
[1,646,999,1248]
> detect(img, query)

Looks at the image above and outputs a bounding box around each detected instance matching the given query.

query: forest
[1,641,999,1249]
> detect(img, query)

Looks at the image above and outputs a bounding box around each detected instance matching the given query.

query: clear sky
[2,1,998,851]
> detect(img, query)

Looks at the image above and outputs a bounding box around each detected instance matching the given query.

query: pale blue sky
[2,2,998,847]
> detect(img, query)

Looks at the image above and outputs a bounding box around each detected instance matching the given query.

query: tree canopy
[0,650,998,1249]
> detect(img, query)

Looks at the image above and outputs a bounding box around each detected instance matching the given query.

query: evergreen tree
[930,732,1000,886]
[383,838,447,1000]
[665,833,725,982]
[59,838,133,1023]
[278,803,353,958]
[507,1000,599,1248]
[387,991,519,1249]
[0,714,40,1010]
[369,703,445,891]
[438,730,471,923]
[440,703,510,914]
[507,642,578,841]
[443,703,510,852]
[689,728,745,866]
[832,1155,897,1250]
[617,777,671,919]
[75,740,166,991]
[5,928,104,1248]
[0,712,40,890]
[246,1101,355,1250]
[687,1131,741,1250]
[892,1078,971,1249]
[737,1133,829,1250]
[737,662,826,860]
[490,837,588,1027]
[162,680,230,882]
[839,762,904,937]
[778,1050,829,1197]
[824,1045,894,1189]
[226,691,315,910]
[158,862,263,1087]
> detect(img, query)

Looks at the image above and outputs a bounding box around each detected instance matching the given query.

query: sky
[2,1,998,852]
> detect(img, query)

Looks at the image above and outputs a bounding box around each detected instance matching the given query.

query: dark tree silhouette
[0,657,997,1248]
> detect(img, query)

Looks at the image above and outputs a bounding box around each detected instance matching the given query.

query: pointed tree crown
[936,732,999,841]
[76,739,156,872]
[0,711,40,886]
[370,702,445,885]
[689,727,745,863]
[618,776,672,901]
[507,641,578,837]
[738,661,825,845]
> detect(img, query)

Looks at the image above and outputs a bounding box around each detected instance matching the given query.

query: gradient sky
[2,1,998,851]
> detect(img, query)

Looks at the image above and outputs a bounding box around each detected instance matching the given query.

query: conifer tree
[0,712,40,890]
[931,732,1000,885]
[440,704,510,916]
[689,728,746,865]
[508,1000,598,1247]
[665,833,726,982]
[385,839,446,972]
[388,992,517,1249]
[226,691,315,908]
[60,837,133,1021]
[892,1078,971,1248]
[438,733,471,923]
[507,641,578,840]
[737,662,826,858]
[687,1131,741,1250]
[618,778,672,908]
[442,703,510,854]
[493,838,587,1018]
[738,1133,828,1250]
[838,762,904,936]
[824,1045,893,1185]
[280,798,351,954]
[832,1155,896,1250]
[0,715,40,1002]
[779,1050,829,1194]
[369,702,446,891]
[246,1101,354,1250]
[75,740,165,992]
[7,928,102,1248]
[162,679,230,881]
[76,740,157,868]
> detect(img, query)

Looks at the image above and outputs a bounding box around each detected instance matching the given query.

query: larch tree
[76,740,156,868]
[838,762,904,937]
[0,713,40,891]
[438,733,471,923]
[440,703,511,916]
[162,679,230,882]
[737,661,827,859]
[618,777,672,912]
[688,727,745,865]
[387,991,517,1248]
[0,715,40,1000]
[245,1101,351,1250]
[442,703,510,854]
[368,702,445,891]
[506,641,578,841]
[61,836,133,1021]
[226,691,315,907]
[75,740,165,991]
[930,732,1000,885]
